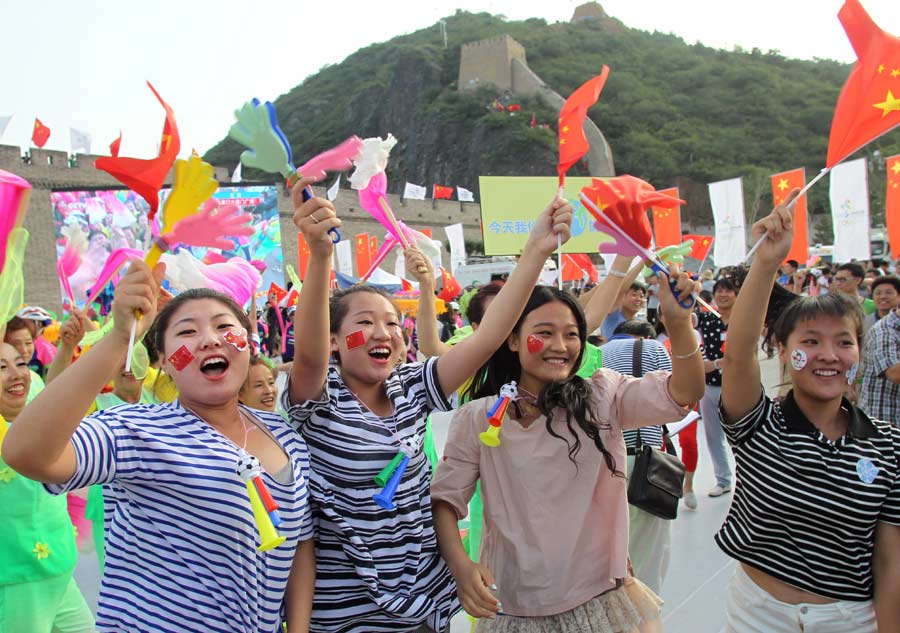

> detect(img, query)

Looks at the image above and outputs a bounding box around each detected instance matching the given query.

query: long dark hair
[464,286,622,475]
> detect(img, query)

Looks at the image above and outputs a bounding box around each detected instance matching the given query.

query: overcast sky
[2,0,898,159]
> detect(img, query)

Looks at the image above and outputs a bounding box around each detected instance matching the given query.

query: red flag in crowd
[558,67,610,187]
[437,267,461,302]
[530,113,537,128]
[433,184,453,200]
[887,154,900,256]
[683,234,714,262]
[31,118,51,148]
[355,233,371,277]
[650,187,682,248]
[109,132,122,157]
[826,0,900,167]
[770,169,808,264]
[561,254,598,282]
[401,278,414,293]
[370,235,378,259]
[267,282,287,305]
[95,82,180,221]
[297,233,310,280]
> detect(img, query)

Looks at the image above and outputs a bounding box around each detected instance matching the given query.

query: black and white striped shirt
[716,391,900,600]
[600,336,670,449]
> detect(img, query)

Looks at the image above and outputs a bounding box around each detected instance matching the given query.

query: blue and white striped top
[46,402,314,633]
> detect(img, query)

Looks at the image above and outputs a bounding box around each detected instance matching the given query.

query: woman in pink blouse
[431,271,705,632]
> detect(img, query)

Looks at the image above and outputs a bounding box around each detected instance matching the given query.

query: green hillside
[204,9,900,230]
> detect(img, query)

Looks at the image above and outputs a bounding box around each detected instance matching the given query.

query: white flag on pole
[394,250,407,279]
[232,162,242,183]
[708,177,746,267]
[335,240,353,275]
[327,175,341,201]
[444,223,467,274]
[403,182,427,200]
[70,128,92,154]
[456,186,475,202]
[0,116,11,139]
[829,157,870,262]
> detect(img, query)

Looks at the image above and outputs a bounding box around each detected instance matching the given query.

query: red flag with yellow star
[355,233,371,277]
[558,67,610,187]
[651,187,682,248]
[827,0,900,167]
[370,235,378,260]
[770,169,808,263]
[31,118,51,148]
[95,82,180,221]
[887,154,900,256]
[683,234,714,262]
[297,233,310,280]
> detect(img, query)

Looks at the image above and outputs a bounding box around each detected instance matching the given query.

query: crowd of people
[1,182,899,632]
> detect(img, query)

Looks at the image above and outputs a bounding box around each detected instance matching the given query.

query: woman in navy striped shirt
[3,265,316,633]
[719,190,900,632]
[283,178,572,632]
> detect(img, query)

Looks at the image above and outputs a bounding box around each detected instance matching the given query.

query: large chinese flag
[683,234,714,262]
[32,118,51,148]
[433,185,453,200]
[558,67,610,187]
[771,169,808,263]
[95,82,180,221]
[651,187,681,248]
[887,154,900,256]
[296,233,310,280]
[827,0,900,167]
[355,233,371,277]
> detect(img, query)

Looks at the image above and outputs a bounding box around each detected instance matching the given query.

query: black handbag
[626,338,686,520]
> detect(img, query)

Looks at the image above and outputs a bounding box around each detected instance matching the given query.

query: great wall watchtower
[457,4,615,178]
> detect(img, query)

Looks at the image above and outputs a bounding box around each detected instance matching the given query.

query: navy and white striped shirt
[716,391,900,600]
[600,336,671,449]
[47,402,314,633]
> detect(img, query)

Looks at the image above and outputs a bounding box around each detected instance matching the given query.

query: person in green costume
[0,340,94,632]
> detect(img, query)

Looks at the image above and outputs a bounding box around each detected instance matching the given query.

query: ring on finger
[310,212,319,223]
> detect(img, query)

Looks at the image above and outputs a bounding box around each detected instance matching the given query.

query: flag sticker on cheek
[790,349,808,371]
[223,327,249,351]
[526,335,544,354]
[346,330,366,350]
[168,345,195,371]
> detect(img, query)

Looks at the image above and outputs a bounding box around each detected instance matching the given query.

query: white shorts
[725,564,877,633]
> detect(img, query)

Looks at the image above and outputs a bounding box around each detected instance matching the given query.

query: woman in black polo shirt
[719,190,900,632]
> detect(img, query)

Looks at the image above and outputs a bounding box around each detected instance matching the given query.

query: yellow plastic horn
[479,425,501,447]
[246,481,286,552]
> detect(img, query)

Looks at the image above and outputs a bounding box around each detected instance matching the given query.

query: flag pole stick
[556,186,565,290]
[743,167,830,264]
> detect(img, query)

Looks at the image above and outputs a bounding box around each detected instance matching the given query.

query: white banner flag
[335,239,353,275]
[232,162,242,183]
[327,175,341,201]
[708,177,746,267]
[457,186,475,202]
[829,157,870,263]
[394,250,407,279]
[70,128,92,154]
[0,116,11,139]
[444,223,466,274]
[403,182,427,200]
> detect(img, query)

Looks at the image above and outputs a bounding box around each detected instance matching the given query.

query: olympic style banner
[478,176,614,255]
[829,157,871,263]
[708,177,746,267]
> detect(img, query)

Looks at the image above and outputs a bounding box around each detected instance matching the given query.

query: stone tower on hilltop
[456,28,614,176]
[571,2,607,22]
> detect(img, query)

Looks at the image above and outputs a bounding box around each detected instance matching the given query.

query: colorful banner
[50,185,282,312]
[829,157,870,263]
[478,176,614,255]
[771,168,808,264]
[650,187,681,248]
[708,177,746,267]
[887,154,900,258]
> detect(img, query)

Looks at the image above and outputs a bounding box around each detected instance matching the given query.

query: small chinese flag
[887,154,900,256]
[433,184,453,200]
[530,113,537,128]
[95,82,180,221]
[684,234,714,262]
[267,282,287,305]
[421,227,432,238]
[650,187,682,248]
[32,118,51,148]
[826,0,900,167]
[109,131,122,157]
[297,233,310,280]
[437,267,461,302]
[355,233,371,277]
[770,169,808,264]
[561,254,598,282]
[370,235,378,259]
[558,67,610,187]
[401,278,414,292]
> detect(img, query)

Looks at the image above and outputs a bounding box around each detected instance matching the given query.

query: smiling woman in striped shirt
[719,190,900,632]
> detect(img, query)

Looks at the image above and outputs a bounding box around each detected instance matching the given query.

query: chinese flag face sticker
[345,330,366,350]
[526,335,544,354]
[223,328,249,351]
[168,345,195,371]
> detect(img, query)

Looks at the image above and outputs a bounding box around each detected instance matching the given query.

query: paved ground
[74,353,781,632]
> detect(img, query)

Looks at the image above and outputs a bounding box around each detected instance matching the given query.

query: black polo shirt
[715,390,900,601]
